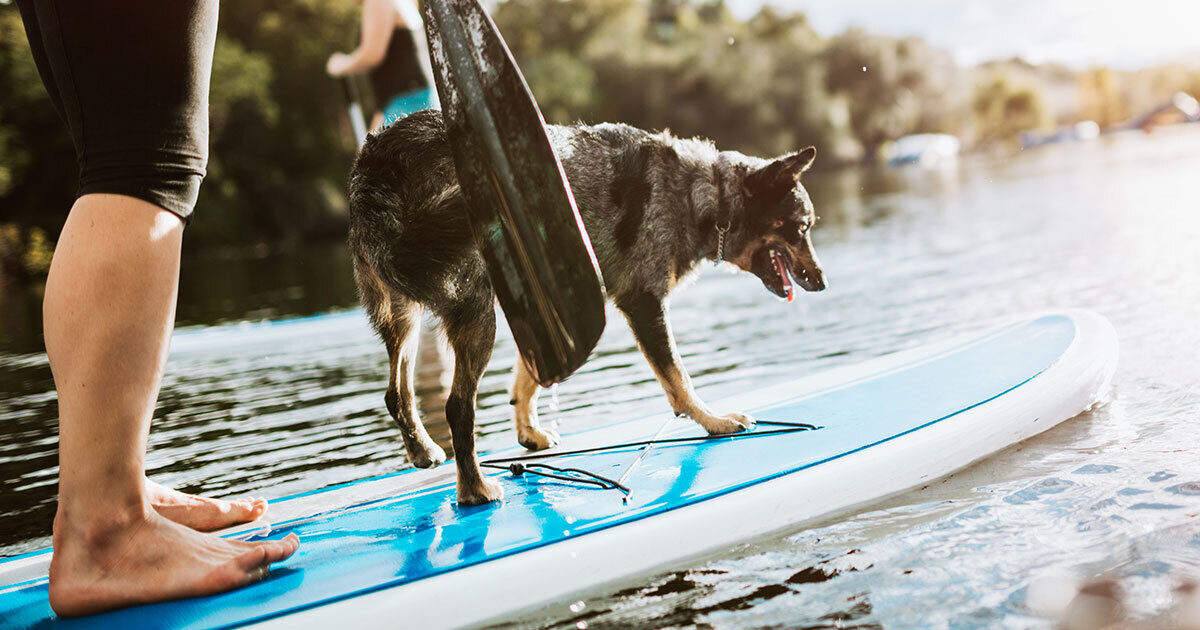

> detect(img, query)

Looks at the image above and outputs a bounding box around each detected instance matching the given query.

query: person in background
[15,0,299,616]
[326,0,438,131]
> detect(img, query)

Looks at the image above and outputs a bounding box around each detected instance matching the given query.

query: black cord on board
[480,420,820,494]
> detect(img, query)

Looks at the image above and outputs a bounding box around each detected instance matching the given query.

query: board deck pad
[0,315,1079,629]
[420,0,606,385]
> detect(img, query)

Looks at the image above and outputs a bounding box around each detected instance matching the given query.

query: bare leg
[45,195,298,616]
[510,354,558,450]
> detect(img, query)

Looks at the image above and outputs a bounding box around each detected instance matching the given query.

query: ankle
[53,498,153,553]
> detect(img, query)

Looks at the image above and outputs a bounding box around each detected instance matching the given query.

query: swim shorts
[382,86,439,127]
[16,0,219,223]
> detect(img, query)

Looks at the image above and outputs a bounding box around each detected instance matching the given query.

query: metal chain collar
[713,161,731,263]
[715,220,730,262]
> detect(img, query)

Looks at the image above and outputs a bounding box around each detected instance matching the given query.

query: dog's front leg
[510,353,560,450]
[616,290,754,434]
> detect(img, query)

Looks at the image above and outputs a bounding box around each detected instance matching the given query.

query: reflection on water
[2,125,1200,627]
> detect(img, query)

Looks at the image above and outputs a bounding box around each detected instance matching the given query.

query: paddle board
[0,310,1118,629]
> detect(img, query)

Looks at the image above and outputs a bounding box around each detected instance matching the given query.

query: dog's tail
[347,109,476,305]
[348,110,450,244]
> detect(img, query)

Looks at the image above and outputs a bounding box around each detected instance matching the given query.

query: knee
[78,146,207,223]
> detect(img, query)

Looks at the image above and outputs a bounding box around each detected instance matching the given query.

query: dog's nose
[808,270,827,292]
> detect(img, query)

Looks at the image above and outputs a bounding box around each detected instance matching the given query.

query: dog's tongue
[772,249,794,302]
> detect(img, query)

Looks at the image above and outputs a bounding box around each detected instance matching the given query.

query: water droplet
[570,600,586,613]
[727,37,735,45]
[861,66,868,72]
[576,622,588,630]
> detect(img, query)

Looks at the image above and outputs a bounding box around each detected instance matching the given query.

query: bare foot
[49,508,299,617]
[145,479,267,532]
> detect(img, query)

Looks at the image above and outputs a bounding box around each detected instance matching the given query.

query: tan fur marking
[510,354,558,450]
[647,356,754,435]
[728,235,798,272]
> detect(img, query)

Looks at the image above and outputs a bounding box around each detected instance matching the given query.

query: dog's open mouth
[769,249,794,303]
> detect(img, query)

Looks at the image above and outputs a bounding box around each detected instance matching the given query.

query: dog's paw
[457,476,505,507]
[697,411,756,435]
[518,425,560,451]
[407,440,447,469]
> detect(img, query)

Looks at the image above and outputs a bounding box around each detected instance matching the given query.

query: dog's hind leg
[441,301,504,506]
[383,298,447,469]
[510,355,559,450]
[355,256,447,468]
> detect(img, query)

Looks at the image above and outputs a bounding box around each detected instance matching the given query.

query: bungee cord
[480,419,820,496]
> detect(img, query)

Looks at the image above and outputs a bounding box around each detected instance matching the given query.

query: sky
[725,0,1200,69]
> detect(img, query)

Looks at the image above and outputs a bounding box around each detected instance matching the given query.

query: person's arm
[326,0,403,77]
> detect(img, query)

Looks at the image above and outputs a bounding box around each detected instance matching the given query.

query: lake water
[1,125,1198,628]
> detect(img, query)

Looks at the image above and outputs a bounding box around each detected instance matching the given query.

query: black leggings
[16,0,219,223]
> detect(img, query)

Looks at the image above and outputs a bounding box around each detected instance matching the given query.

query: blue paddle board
[0,310,1118,629]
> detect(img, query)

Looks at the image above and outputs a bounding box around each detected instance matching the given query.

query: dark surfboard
[420,0,606,386]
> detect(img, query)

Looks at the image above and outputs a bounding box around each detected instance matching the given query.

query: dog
[348,109,826,506]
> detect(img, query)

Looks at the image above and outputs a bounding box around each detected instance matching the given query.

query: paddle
[340,76,369,148]
[420,0,607,386]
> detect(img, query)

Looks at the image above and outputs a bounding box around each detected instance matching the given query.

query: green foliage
[519,51,600,124]
[0,8,78,232]
[971,72,1050,147]
[495,0,841,158]
[824,30,910,156]
[190,0,360,248]
[0,223,53,284]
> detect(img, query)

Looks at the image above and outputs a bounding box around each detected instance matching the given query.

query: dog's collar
[712,162,731,262]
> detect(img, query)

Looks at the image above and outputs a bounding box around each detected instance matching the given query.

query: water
[1,125,1199,627]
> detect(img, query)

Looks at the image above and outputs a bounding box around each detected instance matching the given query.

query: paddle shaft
[341,76,368,148]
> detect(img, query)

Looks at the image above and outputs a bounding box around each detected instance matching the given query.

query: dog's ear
[745,147,816,197]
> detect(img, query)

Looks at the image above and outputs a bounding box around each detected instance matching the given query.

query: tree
[971,72,1050,147]
[822,29,961,160]
[0,8,78,233]
[1079,67,1130,128]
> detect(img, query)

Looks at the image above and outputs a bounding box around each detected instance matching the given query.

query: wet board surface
[0,311,1118,629]
[420,0,606,385]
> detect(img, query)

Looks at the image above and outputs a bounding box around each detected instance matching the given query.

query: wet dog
[348,109,826,505]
